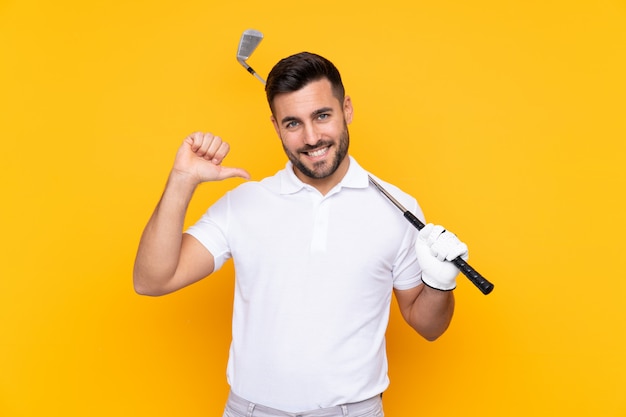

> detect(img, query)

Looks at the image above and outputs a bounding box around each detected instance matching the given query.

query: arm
[394,223,468,341]
[394,285,455,341]
[133,132,250,296]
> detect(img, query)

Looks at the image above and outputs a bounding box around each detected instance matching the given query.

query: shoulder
[216,168,287,208]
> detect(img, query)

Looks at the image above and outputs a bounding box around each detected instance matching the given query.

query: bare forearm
[133,172,197,294]
[405,285,455,341]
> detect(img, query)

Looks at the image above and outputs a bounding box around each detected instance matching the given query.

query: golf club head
[236,29,266,84]
[237,29,263,63]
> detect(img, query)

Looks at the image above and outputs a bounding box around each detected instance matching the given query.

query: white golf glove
[416,223,469,291]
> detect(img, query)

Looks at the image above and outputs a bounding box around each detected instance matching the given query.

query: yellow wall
[2,1,625,415]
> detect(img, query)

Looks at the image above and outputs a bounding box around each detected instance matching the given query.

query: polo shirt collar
[280,155,370,195]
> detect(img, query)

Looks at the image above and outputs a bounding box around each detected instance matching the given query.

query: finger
[186,132,206,152]
[217,166,251,181]
[417,223,434,242]
[202,138,228,162]
[431,232,457,261]
[443,237,468,261]
[448,241,468,261]
[209,141,230,164]
[428,225,446,246]
[197,132,219,158]
[419,224,445,247]
[431,232,469,262]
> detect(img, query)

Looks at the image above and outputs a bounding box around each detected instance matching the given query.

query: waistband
[225,390,382,417]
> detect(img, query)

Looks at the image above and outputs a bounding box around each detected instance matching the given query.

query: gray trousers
[222,390,384,417]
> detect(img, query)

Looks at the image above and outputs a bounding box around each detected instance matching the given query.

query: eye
[317,113,330,121]
[285,120,299,129]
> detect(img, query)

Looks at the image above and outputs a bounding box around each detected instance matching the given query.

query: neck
[295,155,350,196]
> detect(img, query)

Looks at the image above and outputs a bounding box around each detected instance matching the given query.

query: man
[134,52,468,416]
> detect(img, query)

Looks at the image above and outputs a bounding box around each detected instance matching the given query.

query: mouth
[303,145,331,159]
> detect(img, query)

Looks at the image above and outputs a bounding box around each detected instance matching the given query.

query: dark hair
[265,52,345,112]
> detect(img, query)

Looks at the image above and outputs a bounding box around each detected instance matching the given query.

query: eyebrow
[280,107,334,125]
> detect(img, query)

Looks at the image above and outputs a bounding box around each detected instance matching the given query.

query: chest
[225,189,413,285]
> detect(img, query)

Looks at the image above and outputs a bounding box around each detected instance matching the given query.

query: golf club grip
[451,257,494,295]
[403,211,426,230]
[403,211,494,295]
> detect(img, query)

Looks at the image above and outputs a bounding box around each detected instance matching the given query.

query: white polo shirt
[186,156,423,411]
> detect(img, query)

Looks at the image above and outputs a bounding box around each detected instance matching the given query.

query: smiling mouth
[304,146,330,158]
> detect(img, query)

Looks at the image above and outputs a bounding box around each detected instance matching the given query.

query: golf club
[235,29,494,295]
[237,29,266,85]
[368,176,494,295]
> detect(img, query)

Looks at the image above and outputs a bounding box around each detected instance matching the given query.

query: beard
[282,123,350,180]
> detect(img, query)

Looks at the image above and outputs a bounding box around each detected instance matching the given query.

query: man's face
[271,78,353,188]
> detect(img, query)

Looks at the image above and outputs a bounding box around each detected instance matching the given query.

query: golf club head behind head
[236,29,266,84]
[237,29,264,63]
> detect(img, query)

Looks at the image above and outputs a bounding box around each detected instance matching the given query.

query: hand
[416,224,469,291]
[172,132,250,184]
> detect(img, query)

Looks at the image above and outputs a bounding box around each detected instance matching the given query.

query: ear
[343,96,354,124]
[270,115,281,137]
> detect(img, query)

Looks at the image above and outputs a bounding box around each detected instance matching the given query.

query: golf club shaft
[244,63,266,85]
[368,176,494,295]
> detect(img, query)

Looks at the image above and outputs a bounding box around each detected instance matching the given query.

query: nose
[303,123,320,146]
